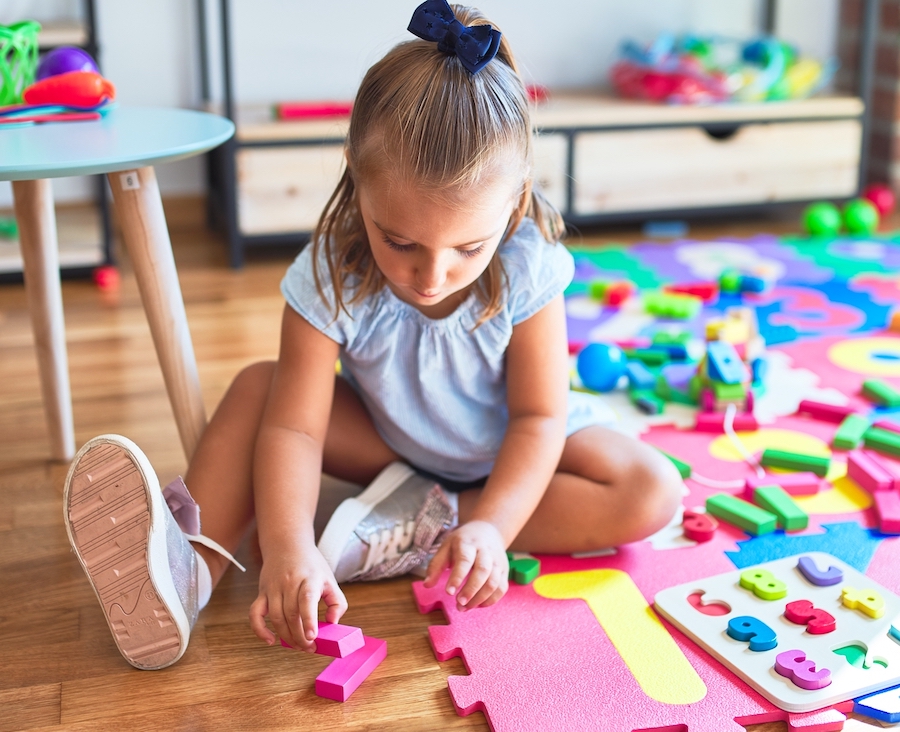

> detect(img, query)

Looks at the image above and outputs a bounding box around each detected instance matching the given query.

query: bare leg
[183,362,398,584]
[457,426,683,554]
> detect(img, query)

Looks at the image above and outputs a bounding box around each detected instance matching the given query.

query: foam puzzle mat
[414,232,900,731]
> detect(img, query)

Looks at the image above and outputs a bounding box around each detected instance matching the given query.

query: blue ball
[577,343,627,392]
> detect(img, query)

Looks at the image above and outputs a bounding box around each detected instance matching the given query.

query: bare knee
[230,361,276,402]
[617,447,683,543]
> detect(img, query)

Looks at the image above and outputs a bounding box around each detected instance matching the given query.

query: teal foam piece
[725,522,883,573]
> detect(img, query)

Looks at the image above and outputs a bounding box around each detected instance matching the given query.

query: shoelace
[353,485,455,582]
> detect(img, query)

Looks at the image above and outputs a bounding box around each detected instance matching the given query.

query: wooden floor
[0,203,884,731]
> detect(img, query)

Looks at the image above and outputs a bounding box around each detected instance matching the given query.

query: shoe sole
[317,462,416,573]
[63,435,190,670]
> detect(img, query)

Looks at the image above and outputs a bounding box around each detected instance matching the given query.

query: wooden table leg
[108,166,206,461]
[11,179,76,462]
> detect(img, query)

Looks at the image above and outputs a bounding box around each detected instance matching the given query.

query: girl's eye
[458,244,485,259]
[383,236,414,253]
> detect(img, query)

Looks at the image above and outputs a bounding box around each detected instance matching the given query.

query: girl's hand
[423,520,509,611]
[249,544,347,652]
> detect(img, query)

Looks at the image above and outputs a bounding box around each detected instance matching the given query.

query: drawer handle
[702,124,741,142]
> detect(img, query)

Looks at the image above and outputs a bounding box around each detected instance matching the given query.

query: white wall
[1,0,838,207]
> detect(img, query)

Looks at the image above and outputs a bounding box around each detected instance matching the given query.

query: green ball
[843,198,880,235]
[802,202,842,237]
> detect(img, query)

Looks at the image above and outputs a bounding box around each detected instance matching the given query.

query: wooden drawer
[572,119,862,216]
[236,145,345,235]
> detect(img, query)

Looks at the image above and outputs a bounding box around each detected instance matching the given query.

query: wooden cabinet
[217,93,865,264]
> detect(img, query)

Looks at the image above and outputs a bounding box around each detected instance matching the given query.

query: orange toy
[23,70,115,107]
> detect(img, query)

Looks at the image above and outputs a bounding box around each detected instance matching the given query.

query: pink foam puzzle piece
[413,569,851,732]
[314,622,365,658]
[314,636,386,702]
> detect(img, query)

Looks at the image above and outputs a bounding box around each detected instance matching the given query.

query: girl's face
[357,175,519,318]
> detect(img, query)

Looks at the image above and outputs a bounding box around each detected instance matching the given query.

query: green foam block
[862,379,900,408]
[506,552,540,584]
[832,413,870,450]
[760,449,830,477]
[706,493,777,536]
[864,427,900,458]
[752,485,808,531]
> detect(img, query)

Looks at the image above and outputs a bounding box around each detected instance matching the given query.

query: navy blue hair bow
[407,0,502,74]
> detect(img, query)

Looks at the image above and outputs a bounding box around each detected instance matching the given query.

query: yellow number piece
[534,569,706,705]
[739,568,788,601]
[841,587,886,618]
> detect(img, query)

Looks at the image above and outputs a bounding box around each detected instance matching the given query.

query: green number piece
[506,551,541,585]
[740,568,788,601]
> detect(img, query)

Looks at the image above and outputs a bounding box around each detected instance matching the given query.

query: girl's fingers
[481,584,507,609]
[298,580,322,650]
[322,579,348,625]
[266,594,294,648]
[457,553,494,608]
[463,565,507,610]
[424,541,452,587]
[249,595,275,644]
[445,541,476,596]
[282,582,309,651]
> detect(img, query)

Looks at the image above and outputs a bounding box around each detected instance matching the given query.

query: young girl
[63,0,682,671]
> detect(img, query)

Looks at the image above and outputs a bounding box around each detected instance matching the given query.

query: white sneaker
[317,463,457,582]
[63,434,243,670]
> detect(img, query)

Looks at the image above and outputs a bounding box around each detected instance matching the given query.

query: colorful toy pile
[611,32,835,105]
[0,40,115,127]
[575,273,769,433]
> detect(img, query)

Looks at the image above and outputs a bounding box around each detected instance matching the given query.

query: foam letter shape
[841,586,886,618]
[783,600,836,635]
[856,684,900,723]
[682,510,718,542]
[774,649,832,690]
[727,615,778,651]
[832,642,888,670]
[796,555,843,586]
[740,568,788,601]
[534,569,706,704]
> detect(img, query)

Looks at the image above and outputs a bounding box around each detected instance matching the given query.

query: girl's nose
[417,255,447,290]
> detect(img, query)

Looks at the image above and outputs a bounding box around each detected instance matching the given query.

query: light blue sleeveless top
[281,219,616,482]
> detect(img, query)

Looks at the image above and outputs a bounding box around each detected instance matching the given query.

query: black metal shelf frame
[199,0,881,269]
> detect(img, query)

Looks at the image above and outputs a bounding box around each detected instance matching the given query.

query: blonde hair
[312,4,565,325]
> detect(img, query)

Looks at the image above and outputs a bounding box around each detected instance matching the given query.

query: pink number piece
[775,649,832,690]
[784,600,836,635]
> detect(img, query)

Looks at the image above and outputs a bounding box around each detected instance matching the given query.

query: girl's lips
[414,289,440,298]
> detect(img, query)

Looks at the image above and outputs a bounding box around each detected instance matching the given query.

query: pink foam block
[314,622,365,658]
[742,472,822,499]
[874,491,900,534]
[847,450,895,492]
[797,399,856,423]
[874,418,900,434]
[695,412,759,433]
[315,636,387,702]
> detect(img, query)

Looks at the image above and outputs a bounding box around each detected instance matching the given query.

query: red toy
[664,282,719,302]
[275,101,352,120]
[23,71,115,108]
[92,265,120,291]
[863,183,896,218]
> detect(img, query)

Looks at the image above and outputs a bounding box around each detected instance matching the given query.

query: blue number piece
[727,615,778,651]
[890,625,900,644]
[707,341,749,384]
[797,555,843,586]
[856,683,900,723]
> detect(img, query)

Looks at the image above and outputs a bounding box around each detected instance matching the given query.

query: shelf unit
[0,0,112,279]
[200,0,880,268]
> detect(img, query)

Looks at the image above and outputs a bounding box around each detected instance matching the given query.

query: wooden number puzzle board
[654,552,900,712]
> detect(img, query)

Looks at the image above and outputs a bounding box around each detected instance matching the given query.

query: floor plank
[1,206,886,731]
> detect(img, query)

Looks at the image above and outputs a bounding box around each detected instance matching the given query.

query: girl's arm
[425,294,569,608]
[249,305,347,652]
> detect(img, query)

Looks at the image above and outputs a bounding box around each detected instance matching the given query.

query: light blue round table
[0,106,234,461]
